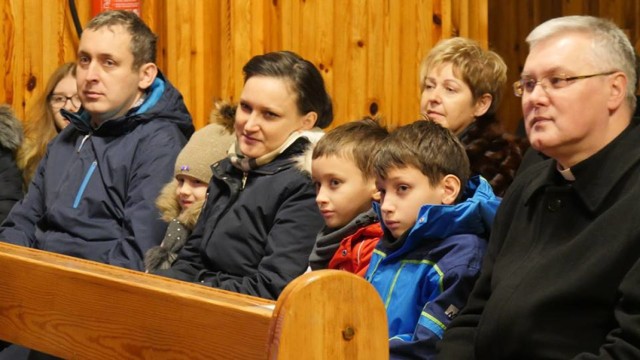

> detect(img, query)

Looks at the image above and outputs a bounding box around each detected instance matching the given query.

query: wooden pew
[0,242,388,359]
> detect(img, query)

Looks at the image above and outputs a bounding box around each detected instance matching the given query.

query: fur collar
[0,105,23,151]
[155,180,203,230]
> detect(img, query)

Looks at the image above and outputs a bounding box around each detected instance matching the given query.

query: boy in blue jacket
[365,120,500,359]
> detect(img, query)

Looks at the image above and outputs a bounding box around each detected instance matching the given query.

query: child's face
[312,154,377,229]
[175,174,208,210]
[377,166,448,239]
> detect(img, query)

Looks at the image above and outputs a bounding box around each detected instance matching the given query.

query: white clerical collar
[557,164,576,181]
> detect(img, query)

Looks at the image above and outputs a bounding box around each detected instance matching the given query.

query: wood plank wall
[489,0,640,134]
[1,0,488,131]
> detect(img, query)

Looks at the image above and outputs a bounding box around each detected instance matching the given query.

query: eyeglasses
[49,94,81,108]
[513,71,617,97]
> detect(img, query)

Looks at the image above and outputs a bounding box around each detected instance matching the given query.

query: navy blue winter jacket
[156,137,323,300]
[0,73,193,270]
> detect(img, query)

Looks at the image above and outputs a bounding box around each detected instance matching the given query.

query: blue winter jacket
[0,72,194,270]
[365,176,500,360]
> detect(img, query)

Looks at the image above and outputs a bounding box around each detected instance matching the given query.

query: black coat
[440,122,640,358]
[0,106,23,224]
[157,138,323,300]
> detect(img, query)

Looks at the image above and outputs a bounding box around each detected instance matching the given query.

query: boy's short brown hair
[312,117,388,179]
[374,120,471,197]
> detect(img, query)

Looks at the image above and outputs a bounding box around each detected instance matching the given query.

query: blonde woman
[17,62,79,187]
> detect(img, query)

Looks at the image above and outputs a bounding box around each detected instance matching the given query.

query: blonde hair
[419,37,507,116]
[16,62,76,187]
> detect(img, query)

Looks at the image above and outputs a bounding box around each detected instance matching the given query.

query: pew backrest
[0,243,388,359]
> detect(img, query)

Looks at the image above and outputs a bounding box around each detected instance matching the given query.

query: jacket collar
[212,137,312,177]
[376,176,500,258]
[61,72,193,139]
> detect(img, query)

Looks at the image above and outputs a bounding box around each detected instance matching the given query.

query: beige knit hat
[174,123,235,183]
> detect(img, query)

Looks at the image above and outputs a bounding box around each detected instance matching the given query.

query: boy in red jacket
[309,118,388,276]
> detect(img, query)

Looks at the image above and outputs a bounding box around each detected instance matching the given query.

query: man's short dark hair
[85,10,157,69]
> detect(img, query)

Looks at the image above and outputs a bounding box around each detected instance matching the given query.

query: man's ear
[607,72,628,112]
[300,111,318,130]
[440,174,461,205]
[473,93,493,118]
[138,63,158,90]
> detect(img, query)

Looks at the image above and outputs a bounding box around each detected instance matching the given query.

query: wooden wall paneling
[329,0,350,127]
[489,0,640,134]
[61,0,86,64]
[452,0,466,38]
[218,0,236,104]
[141,0,167,73]
[165,0,193,125]
[381,1,401,129]
[1,0,20,114]
[431,0,444,44]
[300,0,336,119]
[4,0,492,133]
[561,0,587,14]
[489,0,526,134]
[468,0,488,47]
[164,0,219,129]
[9,0,25,120]
[396,0,427,127]
[364,0,387,126]
[229,0,258,102]
[31,0,47,115]
[264,0,282,51]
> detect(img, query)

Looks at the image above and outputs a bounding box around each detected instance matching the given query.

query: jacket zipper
[242,172,248,189]
[77,134,91,152]
[73,161,98,208]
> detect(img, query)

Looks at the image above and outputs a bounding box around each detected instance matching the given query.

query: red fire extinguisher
[91,0,141,17]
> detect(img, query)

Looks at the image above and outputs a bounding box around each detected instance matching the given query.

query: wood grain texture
[0,242,388,359]
[0,242,273,359]
[2,0,488,131]
[489,0,640,133]
[268,269,388,359]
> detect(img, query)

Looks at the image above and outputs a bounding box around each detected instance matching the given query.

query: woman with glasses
[419,37,527,197]
[17,62,80,187]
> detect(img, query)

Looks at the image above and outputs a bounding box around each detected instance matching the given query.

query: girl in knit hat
[145,120,234,271]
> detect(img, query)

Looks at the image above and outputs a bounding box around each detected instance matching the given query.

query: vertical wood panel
[3,0,490,131]
[490,0,640,134]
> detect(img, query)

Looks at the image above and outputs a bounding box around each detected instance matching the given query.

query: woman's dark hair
[242,51,333,128]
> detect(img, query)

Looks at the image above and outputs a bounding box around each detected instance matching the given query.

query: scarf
[229,128,324,172]
[309,208,378,270]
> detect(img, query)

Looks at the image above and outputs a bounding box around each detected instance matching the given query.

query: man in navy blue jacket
[0,10,194,271]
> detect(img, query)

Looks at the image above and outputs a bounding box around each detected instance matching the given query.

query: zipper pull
[242,172,248,189]
[77,134,91,153]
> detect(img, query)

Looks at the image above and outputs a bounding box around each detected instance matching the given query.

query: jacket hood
[210,100,237,132]
[62,71,194,138]
[294,128,324,174]
[155,179,203,230]
[376,175,500,259]
[0,105,24,151]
